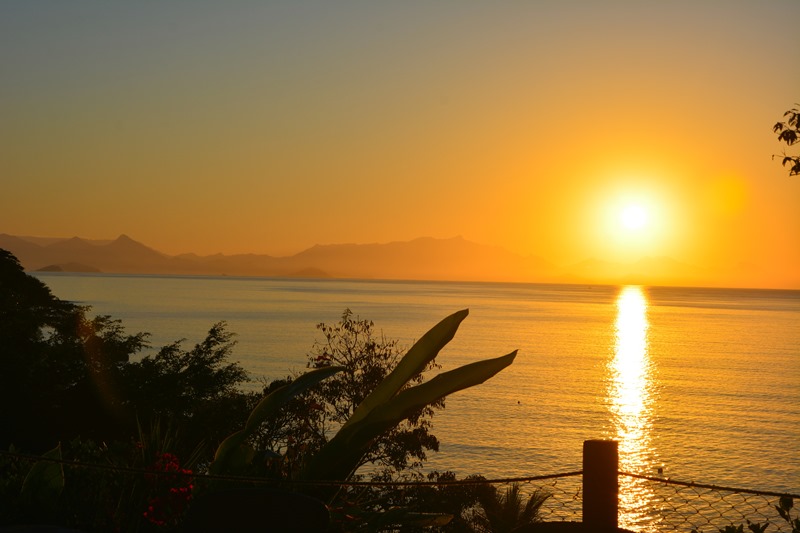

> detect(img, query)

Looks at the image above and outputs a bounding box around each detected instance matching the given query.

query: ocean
[32,273,800,529]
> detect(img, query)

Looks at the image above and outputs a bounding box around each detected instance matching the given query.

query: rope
[619,471,800,499]
[0,449,579,487]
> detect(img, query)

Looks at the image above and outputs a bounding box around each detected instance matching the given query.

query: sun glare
[620,204,648,231]
[587,182,675,263]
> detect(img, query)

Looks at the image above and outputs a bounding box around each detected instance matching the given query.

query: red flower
[143,452,193,527]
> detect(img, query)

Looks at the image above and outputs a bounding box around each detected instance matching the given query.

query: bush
[0,248,253,459]
[254,309,443,481]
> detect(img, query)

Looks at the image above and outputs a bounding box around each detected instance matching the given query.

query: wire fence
[499,471,798,532]
[617,473,798,532]
[2,449,797,532]
[494,473,798,532]
[507,473,584,523]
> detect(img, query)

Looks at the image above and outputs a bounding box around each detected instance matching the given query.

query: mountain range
[0,232,753,287]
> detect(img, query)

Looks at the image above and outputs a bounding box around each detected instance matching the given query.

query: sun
[619,204,648,231]
[581,177,678,265]
[597,191,665,259]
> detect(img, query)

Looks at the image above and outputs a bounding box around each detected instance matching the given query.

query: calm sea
[33,273,800,528]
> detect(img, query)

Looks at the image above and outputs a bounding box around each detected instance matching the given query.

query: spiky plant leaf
[302,350,516,482]
[210,365,343,474]
[21,444,64,508]
[244,365,344,434]
[342,309,469,430]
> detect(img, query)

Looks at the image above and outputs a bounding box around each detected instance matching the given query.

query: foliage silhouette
[1,249,525,532]
[120,322,254,454]
[0,248,252,455]
[245,308,515,488]
[773,104,800,176]
[209,364,343,476]
[472,482,550,533]
[253,308,445,481]
[210,308,516,530]
[0,249,146,449]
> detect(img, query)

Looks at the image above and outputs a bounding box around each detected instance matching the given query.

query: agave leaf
[210,430,248,474]
[303,350,516,482]
[343,309,469,431]
[210,365,343,474]
[21,443,64,507]
[352,350,517,440]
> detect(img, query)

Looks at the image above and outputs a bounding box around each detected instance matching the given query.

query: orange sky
[2,2,799,288]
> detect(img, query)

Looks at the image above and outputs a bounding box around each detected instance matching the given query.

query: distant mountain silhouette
[288,236,554,281]
[0,233,553,282]
[0,233,167,273]
[0,234,43,263]
[36,262,101,273]
[0,233,780,288]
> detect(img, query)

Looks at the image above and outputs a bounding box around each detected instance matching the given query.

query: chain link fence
[499,472,797,532]
[617,472,798,532]
[2,449,797,532]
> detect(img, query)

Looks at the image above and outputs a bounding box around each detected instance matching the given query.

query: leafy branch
[773,104,800,176]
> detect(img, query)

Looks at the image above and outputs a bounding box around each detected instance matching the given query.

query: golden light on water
[609,285,660,530]
[612,286,650,425]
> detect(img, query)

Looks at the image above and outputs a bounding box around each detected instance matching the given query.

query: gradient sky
[2,2,799,287]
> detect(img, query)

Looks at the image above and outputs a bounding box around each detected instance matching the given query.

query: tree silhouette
[773,105,799,176]
[0,248,251,453]
[0,249,147,449]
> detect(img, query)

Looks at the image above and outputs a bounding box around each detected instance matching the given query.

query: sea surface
[33,273,800,529]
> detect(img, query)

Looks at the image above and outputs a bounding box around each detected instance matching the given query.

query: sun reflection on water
[609,286,660,531]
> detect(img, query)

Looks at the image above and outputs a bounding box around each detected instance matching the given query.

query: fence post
[583,439,618,531]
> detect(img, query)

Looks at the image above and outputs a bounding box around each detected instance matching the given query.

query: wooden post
[583,439,618,531]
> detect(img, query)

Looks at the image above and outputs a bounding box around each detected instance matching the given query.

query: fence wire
[467,474,798,532]
[2,449,797,532]
[491,475,583,523]
[618,472,798,532]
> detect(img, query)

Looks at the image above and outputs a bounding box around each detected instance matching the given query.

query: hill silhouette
[0,233,775,288]
[0,233,554,282]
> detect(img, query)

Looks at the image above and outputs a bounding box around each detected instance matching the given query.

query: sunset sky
[2,2,799,288]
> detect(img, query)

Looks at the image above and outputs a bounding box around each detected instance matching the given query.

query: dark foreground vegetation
[0,248,547,532]
[2,248,796,533]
